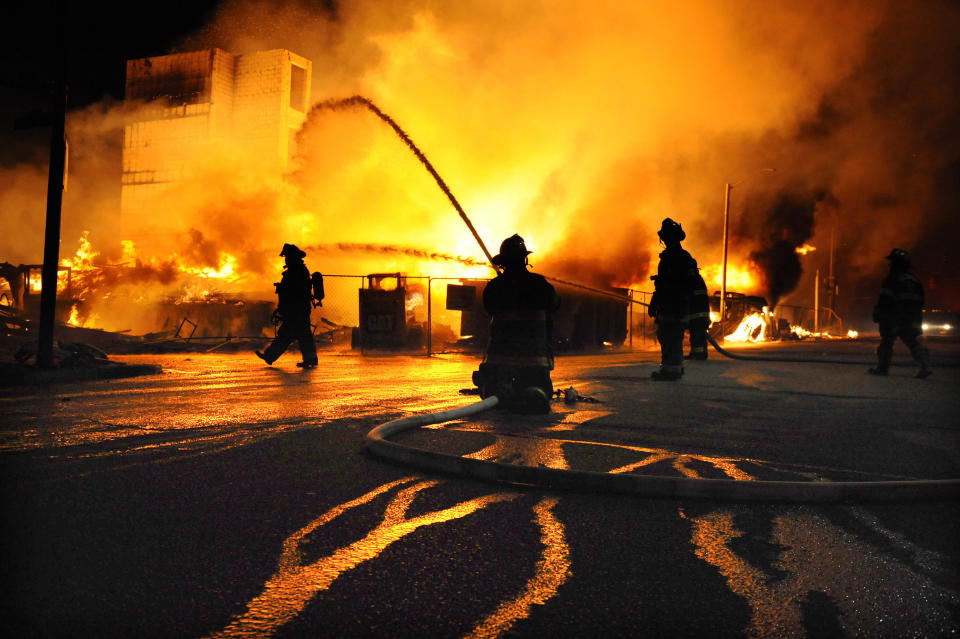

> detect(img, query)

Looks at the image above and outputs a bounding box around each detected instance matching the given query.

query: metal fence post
[427,277,433,355]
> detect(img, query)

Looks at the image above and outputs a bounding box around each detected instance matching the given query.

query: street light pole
[37,33,67,369]
[718,168,775,341]
[720,183,731,337]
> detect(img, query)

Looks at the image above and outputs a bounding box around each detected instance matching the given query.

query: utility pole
[720,183,731,339]
[814,268,820,334]
[827,224,836,332]
[37,31,67,368]
[719,168,775,341]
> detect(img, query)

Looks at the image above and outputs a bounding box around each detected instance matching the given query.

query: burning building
[121,48,311,240]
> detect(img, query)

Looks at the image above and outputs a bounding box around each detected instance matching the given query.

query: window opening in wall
[290,64,307,112]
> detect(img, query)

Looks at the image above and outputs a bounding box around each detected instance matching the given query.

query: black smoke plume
[748,190,831,306]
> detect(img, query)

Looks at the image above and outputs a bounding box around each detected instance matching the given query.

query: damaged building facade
[119,49,312,339]
[121,48,312,237]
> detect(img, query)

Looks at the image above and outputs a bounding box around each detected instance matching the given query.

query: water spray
[305,242,487,268]
[313,96,499,273]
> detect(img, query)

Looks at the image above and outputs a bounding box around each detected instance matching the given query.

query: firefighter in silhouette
[869,248,932,378]
[256,243,319,368]
[686,269,710,360]
[648,218,699,380]
[473,234,560,413]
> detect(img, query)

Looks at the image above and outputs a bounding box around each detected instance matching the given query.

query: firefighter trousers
[687,319,709,360]
[657,320,685,374]
[263,316,318,365]
[876,325,930,373]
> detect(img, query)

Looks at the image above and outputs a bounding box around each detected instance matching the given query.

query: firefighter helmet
[885,248,910,267]
[492,234,532,267]
[280,243,306,259]
[657,218,686,243]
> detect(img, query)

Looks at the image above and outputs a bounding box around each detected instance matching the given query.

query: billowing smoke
[744,190,832,306]
[2,0,958,333]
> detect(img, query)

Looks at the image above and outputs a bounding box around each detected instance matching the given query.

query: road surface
[1,339,958,637]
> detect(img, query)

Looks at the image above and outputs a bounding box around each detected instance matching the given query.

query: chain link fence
[307,273,656,355]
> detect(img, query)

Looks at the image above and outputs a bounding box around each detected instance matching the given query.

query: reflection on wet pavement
[6,352,957,637]
[210,478,519,638]
[0,353,480,476]
[683,508,959,638]
[465,497,570,639]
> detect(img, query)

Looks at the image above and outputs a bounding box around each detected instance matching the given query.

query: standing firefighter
[686,269,710,360]
[473,234,560,413]
[869,248,932,378]
[648,218,699,380]
[256,243,319,368]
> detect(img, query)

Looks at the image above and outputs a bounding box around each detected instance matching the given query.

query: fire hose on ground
[704,331,873,365]
[365,397,960,503]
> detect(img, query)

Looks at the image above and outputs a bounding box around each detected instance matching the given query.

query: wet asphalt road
[1,339,958,638]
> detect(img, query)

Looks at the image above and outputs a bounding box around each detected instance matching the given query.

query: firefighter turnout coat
[482,268,560,369]
[874,269,924,334]
[649,245,699,324]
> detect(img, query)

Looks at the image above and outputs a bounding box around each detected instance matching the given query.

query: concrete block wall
[121,48,312,229]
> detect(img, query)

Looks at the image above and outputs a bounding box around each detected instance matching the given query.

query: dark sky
[1,1,221,166]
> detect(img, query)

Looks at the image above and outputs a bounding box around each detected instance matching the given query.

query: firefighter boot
[518,386,551,414]
[255,350,273,365]
[651,369,682,381]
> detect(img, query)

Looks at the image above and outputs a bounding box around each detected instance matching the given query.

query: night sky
[2,2,220,163]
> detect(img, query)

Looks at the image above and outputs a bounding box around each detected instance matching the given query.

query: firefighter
[473,234,560,413]
[869,248,932,378]
[256,243,319,368]
[686,269,710,360]
[648,218,699,380]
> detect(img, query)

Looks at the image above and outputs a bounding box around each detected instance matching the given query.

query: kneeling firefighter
[473,234,560,413]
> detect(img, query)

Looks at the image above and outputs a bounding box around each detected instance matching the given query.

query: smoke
[743,190,833,306]
[3,0,959,333]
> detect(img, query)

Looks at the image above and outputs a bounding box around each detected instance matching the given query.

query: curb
[365,398,960,503]
[0,363,163,387]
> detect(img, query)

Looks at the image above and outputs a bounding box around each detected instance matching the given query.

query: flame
[61,231,99,272]
[178,252,238,280]
[701,263,761,294]
[795,244,817,255]
[725,312,768,342]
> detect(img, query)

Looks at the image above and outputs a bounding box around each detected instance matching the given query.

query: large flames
[4,1,956,332]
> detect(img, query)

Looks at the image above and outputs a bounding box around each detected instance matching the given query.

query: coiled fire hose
[365,396,960,502]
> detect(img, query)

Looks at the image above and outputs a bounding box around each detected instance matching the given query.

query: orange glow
[701,262,761,295]
[795,243,817,255]
[465,498,570,639]
[209,479,519,638]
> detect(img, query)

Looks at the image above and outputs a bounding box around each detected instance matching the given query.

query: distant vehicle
[922,309,959,338]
